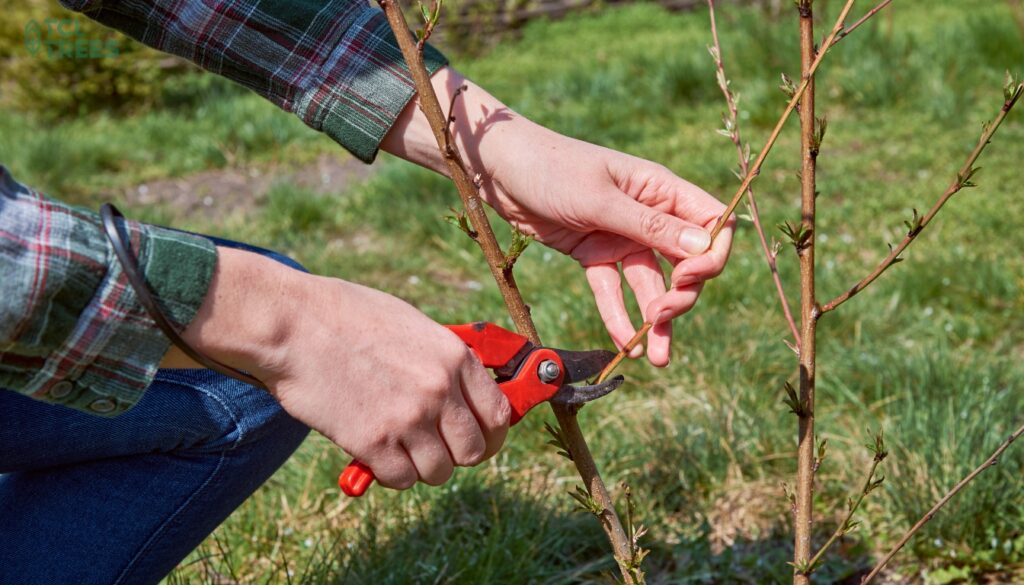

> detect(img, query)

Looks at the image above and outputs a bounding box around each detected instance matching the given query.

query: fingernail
[628,344,644,358]
[654,310,672,324]
[679,228,711,255]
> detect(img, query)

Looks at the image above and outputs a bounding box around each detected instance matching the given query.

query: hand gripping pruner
[338,322,625,497]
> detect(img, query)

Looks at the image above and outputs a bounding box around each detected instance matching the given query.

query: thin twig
[807,444,887,573]
[831,0,893,46]
[444,84,468,155]
[708,0,861,243]
[595,322,652,384]
[708,0,801,347]
[375,1,637,581]
[820,83,1023,314]
[861,419,1024,584]
[415,0,443,50]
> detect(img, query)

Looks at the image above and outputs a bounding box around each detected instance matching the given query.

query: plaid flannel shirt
[1,0,447,415]
[65,0,447,163]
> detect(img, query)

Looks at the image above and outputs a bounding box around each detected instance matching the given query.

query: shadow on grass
[326,478,875,585]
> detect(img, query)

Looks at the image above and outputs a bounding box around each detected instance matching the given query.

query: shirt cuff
[27,214,216,417]
[294,9,448,163]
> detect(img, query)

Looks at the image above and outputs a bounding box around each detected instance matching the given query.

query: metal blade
[552,349,617,383]
[549,375,624,406]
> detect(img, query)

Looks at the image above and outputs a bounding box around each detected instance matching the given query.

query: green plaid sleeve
[63,0,448,163]
[0,167,217,416]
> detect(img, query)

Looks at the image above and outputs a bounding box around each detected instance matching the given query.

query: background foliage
[3,0,1023,583]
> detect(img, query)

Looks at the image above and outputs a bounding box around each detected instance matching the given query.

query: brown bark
[793,3,819,584]
[376,1,636,581]
[708,0,859,242]
[708,0,800,347]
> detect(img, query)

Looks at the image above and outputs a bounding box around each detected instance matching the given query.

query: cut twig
[820,81,1023,314]
[375,1,637,581]
[708,0,800,348]
[861,419,1024,584]
[595,322,652,384]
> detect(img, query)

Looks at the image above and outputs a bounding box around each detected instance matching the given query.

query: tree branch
[708,0,801,348]
[806,435,888,574]
[861,419,1024,584]
[792,2,820,582]
[830,0,893,46]
[375,1,638,581]
[586,0,886,385]
[820,81,1023,315]
[708,0,860,243]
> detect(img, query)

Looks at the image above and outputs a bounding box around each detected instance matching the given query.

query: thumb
[598,196,712,259]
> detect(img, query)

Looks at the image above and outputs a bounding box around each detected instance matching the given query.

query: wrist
[380,66,549,181]
[169,247,298,382]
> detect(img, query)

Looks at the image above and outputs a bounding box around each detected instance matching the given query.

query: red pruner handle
[339,460,374,497]
[338,322,554,498]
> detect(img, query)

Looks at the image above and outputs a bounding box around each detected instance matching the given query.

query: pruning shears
[338,322,624,497]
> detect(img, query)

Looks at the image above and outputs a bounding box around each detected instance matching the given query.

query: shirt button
[89,398,116,413]
[49,380,74,399]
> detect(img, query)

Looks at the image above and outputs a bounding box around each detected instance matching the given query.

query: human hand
[477,125,735,366]
[382,68,734,366]
[163,247,511,489]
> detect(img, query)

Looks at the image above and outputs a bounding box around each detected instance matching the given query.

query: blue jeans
[0,239,311,585]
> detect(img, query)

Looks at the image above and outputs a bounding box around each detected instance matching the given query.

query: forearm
[62,0,447,163]
[380,67,551,181]
[159,247,297,374]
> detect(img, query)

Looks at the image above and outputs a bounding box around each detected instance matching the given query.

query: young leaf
[904,208,923,237]
[811,116,828,154]
[543,421,573,461]
[503,225,533,270]
[867,475,886,494]
[444,207,477,239]
[778,221,813,251]
[956,166,980,189]
[779,72,797,99]
[1005,70,1022,103]
[782,381,809,416]
[569,485,603,515]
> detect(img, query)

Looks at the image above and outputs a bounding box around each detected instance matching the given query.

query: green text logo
[24,18,121,60]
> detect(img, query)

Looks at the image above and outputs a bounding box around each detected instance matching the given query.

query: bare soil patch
[123,154,374,219]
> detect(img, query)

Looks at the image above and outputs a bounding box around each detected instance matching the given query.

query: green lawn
[5,0,1024,583]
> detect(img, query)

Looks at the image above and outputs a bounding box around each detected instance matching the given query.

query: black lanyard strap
[100,203,267,389]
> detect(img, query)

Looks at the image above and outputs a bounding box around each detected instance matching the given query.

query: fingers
[644,282,704,334]
[586,263,643,358]
[597,195,713,262]
[621,251,673,366]
[458,354,510,460]
[401,431,455,487]
[671,215,736,288]
[438,385,489,468]
[366,445,419,490]
[372,348,507,490]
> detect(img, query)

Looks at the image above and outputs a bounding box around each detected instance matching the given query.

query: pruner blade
[552,348,618,383]
[550,375,624,406]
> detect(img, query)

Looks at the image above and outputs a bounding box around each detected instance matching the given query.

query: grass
[5,0,1024,582]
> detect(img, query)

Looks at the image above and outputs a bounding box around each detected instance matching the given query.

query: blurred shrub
[0,0,227,118]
